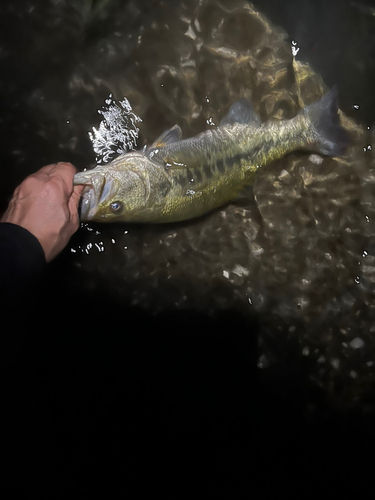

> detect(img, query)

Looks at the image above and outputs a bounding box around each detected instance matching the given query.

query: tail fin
[304,86,349,156]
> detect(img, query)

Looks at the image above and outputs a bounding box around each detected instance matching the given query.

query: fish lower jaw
[80,187,100,221]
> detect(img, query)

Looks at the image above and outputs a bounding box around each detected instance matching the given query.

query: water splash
[291,40,300,57]
[88,95,142,165]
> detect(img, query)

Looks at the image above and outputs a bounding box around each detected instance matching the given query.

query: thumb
[71,184,85,208]
[69,184,85,221]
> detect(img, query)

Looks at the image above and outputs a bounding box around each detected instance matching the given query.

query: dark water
[1,0,375,494]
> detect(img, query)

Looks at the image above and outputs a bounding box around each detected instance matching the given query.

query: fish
[73,87,348,223]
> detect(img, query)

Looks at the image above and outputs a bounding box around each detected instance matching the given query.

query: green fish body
[74,88,347,223]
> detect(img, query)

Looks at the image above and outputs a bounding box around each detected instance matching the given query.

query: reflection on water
[1,0,375,413]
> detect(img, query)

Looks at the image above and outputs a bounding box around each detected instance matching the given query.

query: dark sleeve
[0,222,47,302]
[0,223,47,464]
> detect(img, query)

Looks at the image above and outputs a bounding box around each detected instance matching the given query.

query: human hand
[1,162,84,262]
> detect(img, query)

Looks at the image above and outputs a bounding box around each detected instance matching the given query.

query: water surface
[1,0,375,492]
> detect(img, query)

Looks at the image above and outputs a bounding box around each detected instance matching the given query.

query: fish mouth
[74,171,117,221]
[80,185,99,221]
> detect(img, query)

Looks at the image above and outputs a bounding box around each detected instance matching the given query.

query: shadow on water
[1,0,375,494]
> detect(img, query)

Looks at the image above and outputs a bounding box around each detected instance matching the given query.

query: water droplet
[354,276,360,284]
[292,46,300,56]
[291,40,300,56]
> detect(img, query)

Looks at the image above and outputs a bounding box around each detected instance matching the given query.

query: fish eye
[109,201,123,213]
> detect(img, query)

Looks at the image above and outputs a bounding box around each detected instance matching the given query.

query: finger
[33,163,59,177]
[54,162,77,175]
[36,162,77,181]
[39,162,79,197]
[50,162,78,182]
[68,185,85,220]
[71,184,85,207]
[25,164,67,190]
[55,163,81,197]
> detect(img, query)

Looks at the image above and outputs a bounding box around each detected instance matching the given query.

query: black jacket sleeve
[0,222,47,302]
[0,223,47,470]
[0,222,47,407]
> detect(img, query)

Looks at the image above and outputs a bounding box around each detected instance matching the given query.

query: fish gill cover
[6,0,374,413]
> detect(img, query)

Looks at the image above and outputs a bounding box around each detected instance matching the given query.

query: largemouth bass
[74,88,347,223]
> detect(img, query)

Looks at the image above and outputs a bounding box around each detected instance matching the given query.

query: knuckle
[44,176,66,197]
[57,161,74,168]
[21,174,43,191]
[56,162,77,176]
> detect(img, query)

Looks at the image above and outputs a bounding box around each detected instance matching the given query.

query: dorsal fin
[152,124,183,147]
[220,98,261,127]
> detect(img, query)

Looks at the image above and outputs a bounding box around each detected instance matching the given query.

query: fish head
[74,152,154,222]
